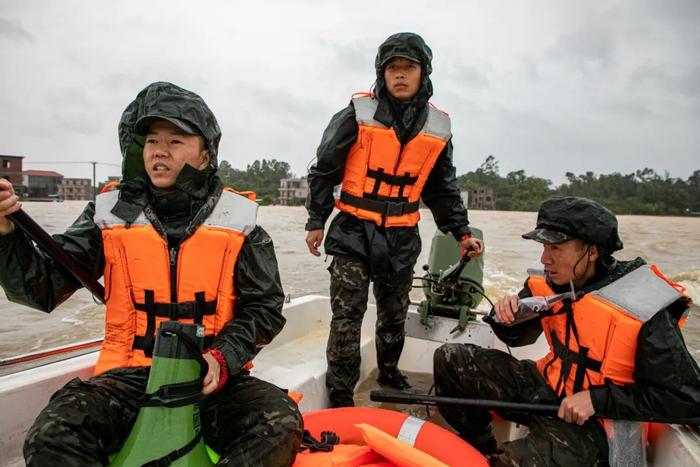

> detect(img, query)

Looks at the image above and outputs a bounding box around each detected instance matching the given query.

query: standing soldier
[305,32,484,408]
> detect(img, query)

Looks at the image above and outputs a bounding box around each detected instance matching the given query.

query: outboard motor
[417,228,485,333]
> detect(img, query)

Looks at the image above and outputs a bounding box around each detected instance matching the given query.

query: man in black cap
[0,82,302,466]
[433,196,700,466]
[304,32,483,407]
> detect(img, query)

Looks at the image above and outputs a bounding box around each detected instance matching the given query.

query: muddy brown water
[1,204,698,364]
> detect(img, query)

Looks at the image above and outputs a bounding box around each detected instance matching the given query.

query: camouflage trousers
[434,344,609,467]
[24,367,303,467]
[326,256,413,404]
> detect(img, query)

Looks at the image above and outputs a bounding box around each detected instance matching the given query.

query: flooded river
[1,202,698,362]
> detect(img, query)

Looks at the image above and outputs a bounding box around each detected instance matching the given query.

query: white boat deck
[1,295,698,466]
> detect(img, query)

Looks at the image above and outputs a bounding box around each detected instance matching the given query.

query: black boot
[329,395,355,408]
[376,371,411,390]
[472,436,498,455]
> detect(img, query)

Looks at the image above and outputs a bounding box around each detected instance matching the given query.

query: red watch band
[205,347,230,394]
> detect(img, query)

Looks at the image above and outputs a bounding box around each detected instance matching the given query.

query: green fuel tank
[110,321,214,467]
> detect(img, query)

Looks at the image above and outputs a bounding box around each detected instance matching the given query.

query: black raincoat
[0,82,286,375]
[487,258,700,422]
[305,33,471,278]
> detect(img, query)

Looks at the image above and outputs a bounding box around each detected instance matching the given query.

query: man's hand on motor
[494,295,519,325]
[0,179,20,235]
[458,236,484,259]
[305,229,324,257]
[559,391,595,425]
[201,351,221,396]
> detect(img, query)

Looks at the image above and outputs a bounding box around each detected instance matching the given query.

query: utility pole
[91,161,97,201]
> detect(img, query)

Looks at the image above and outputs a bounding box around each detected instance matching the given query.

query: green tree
[456,156,697,215]
[688,170,700,212]
[218,158,293,201]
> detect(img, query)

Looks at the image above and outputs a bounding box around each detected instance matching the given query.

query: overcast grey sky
[1,0,698,185]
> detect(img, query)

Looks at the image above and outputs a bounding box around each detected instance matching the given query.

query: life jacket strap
[299,430,339,453]
[366,168,418,188]
[366,168,418,201]
[340,191,419,217]
[550,332,602,395]
[131,289,217,357]
[133,298,217,320]
[140,327,208,409]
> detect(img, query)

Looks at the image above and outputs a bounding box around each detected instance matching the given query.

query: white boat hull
[1,295,698,466]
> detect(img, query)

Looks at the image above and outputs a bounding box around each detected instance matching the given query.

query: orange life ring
[295,407,487,467]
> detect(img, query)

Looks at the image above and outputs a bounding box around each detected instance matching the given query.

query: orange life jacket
[92,189,258,375]
[530,265,688,398]
[335,93,451,228]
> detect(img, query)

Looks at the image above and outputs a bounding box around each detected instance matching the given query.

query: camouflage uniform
[24,367,303,467]
[433,344,609,467]
[326,256,413,405]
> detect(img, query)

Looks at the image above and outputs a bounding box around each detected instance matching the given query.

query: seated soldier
[0,81,303,466]
[433,196,700,466]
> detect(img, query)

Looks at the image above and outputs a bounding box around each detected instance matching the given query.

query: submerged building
[58,178,92,200]
[278,177,309,205]
[0,155,26,196]
[23,170,63,199]
[469,187,496,210]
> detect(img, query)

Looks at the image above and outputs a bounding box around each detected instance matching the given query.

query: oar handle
[7,209,105,303]
[370,391,700,426]
[370,390,559,414]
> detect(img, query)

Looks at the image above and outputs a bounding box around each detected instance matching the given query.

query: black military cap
[522,196,624,252]
[375,32,433,74]
[134,115,201,136]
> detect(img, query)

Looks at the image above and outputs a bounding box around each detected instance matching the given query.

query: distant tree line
[458,155,700,215]
[96,155,698,214]
[218,158,292,205]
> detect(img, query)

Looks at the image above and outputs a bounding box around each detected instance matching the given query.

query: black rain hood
[374,32,433,98]
[374,32,434,143]
[118,81,222,182]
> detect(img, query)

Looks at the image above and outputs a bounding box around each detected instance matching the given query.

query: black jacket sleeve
[0,202,104,312]
[486,280,545,347]
[590,299,700,421]
[305,105,358,231]
[213,226,287,374]
[421,139,471,238]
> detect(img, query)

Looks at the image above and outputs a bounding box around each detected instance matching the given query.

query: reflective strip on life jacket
[396,416,426,447]
[530,265,686,397]
[336,94,451,227]
[92,189,257,375]
[94,189,258,235]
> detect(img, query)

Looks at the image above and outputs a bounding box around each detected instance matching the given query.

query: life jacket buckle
[168,302,179,320]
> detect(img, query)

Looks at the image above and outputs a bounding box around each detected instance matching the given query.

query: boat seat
[252,303,377,412]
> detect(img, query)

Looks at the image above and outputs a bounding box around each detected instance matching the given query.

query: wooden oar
[7,209,105,302]
[370,390,700,426]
